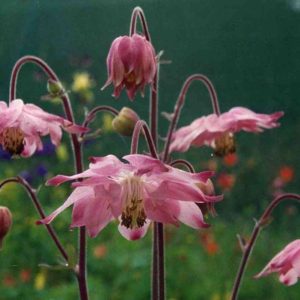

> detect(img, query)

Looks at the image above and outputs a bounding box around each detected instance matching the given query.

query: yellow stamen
[121,176,146,229]
[0,127,25,155]
[213,132,236,157]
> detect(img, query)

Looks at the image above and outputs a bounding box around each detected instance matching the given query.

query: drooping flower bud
[0,206,12,249]
[196,179,217,217]
[102,34,157,100]
[112,107,140,136]
[47,79,65,97]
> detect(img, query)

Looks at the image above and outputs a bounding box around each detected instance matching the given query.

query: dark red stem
[129,6,151,41]
[0,177,69,262]
[80,105,119,139]
[162,74,220,162]
[130,120,158,158]
[169,159,195,173]
[231,193,300,300]
[130,7,163,299]
[9,55,88,300]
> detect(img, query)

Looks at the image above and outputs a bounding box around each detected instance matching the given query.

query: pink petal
[38,186,94,224]
[279,269,298,286]
[118,219,151,240]
[176,201,209,229]
[123,154,169,174]
[71,193,113,238]
[144,198,179,225]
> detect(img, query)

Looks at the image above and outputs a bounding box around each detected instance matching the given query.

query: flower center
[124,72,136,84]
[213,132,236,157]
[121,175,146,229]
[0,127,25,155]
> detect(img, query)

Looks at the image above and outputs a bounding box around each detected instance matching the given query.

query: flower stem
[0,177,68,262]
[9,55,89,300]
[80,105,119,140]
[169,159,195,173]
[231,193,300,300]
[162,74,220,162]
[130,7,164,299]
[131,120,158,158]
[129,6,151,41]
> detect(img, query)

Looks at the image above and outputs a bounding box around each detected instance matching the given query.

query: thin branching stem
[163,74,220,162]
[0,177,69,262]
[9,55,88,300]
[231,193,300,300]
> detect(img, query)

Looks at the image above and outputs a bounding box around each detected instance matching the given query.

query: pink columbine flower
[0,99,87,157]
[39,154,222,240]
[102,34,157,101]
[255,240,300,286]
[170,107,284,156]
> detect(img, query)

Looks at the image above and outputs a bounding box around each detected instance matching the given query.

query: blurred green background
[0,0,299,299]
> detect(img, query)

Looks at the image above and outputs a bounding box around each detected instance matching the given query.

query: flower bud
[102,34,157,100]
[112,107,139,136]
[196,180,217,217]
[0,206,12,249]
[47,79,64,96]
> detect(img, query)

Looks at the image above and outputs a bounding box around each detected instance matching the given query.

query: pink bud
[102,34,157,101]
[0,206,12,249]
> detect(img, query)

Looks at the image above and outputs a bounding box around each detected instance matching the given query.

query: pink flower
[0,99,87,157]
[102,34,157,101]
[39,154,222,240]
[170,107,284,155]
[255,240,300,286]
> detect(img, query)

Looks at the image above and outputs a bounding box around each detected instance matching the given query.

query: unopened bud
[196,180,217,217]
[47,79,64,96]
[112,107,139,136]
[196,179,215,196]
[0,206,12,249]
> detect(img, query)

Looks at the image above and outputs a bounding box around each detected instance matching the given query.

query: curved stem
[130,9,164,299]
[9,55,88,300]
[163,74,220,162]
[130,120,158,158]
[0,177,68,262]
[169,159,195,173]
[129,6,151,41]
[80,105,119,139]
[231,193,300,300]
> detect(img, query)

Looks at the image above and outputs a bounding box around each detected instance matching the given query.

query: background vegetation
[0,0,299,299]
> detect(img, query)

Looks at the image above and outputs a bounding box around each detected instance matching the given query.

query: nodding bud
[196,180,217,217]
[112,107,140,136]
[0,206,12,249]
[47,79,65,96]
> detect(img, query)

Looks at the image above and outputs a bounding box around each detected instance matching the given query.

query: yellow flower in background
[56,143,69,162]
[102,113,114,133]
[34,270,47,290]
[210,292,221,300]
[72,72,93,92]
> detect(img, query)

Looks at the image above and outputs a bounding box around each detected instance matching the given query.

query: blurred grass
[0,0,300,299]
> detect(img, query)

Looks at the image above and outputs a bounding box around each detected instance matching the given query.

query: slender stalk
[130,8,163,298]
[231,193,300,300]
[162,74,220,162]
[9,55,88,300]
[130,120,158,158]
[0,177,68,262]
[129,6,151,41]
[169,159,195,173]
[80,105,119,139]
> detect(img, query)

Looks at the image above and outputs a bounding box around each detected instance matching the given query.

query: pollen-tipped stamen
[121,176,147,229]
[0,127,25,155]
[213,132,236,157]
